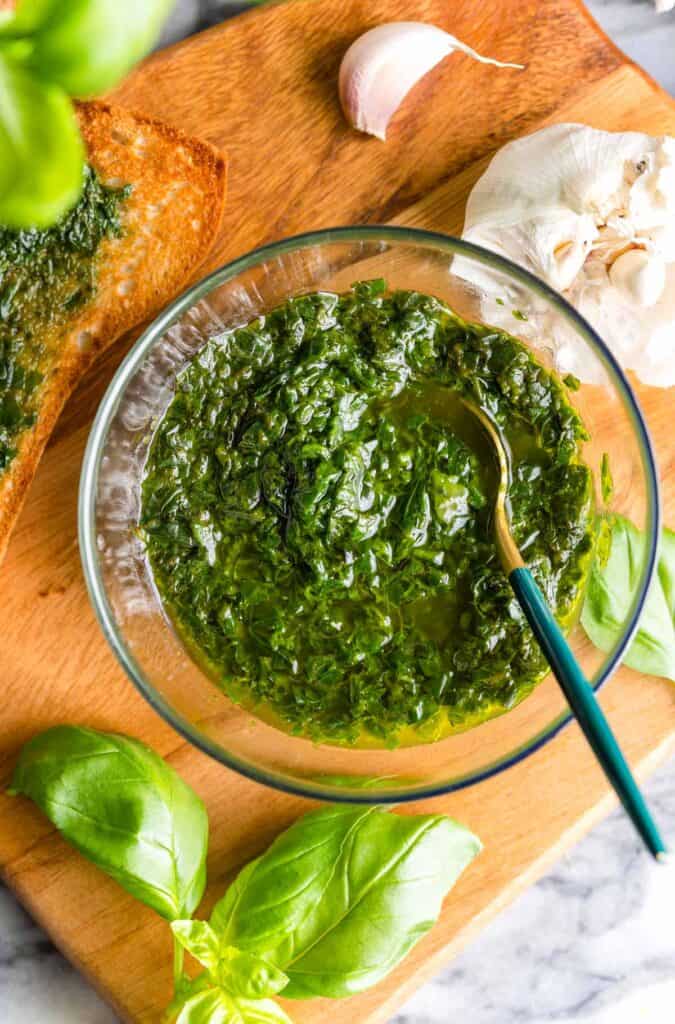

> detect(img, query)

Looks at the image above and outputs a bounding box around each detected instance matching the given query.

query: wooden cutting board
[1,2,675,1021]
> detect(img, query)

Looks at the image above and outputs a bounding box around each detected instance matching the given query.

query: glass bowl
[79,227,660,802]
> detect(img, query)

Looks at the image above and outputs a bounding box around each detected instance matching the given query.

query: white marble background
[2,2,675,1022]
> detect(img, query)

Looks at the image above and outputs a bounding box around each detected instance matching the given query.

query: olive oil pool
[140,282,594,747]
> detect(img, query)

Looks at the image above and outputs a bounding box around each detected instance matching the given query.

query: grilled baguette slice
[0,99,226,564]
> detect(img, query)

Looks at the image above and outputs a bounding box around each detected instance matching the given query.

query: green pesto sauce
[141,282,595,746]
[0,166,129,471]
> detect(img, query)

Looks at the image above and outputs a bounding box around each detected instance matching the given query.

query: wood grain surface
[1,2,674,1022]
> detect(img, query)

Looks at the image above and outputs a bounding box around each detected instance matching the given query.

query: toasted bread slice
[0,99,226,564]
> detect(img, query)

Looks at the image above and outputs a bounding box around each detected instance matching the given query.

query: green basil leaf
[658,528,675,617]
[210,805,481,999]
[175,989,231,1024]
[172,988,292,1024]
[21,0,175,96]
[0,0,56,35]
[581,516,675,681]
[172,921,222,974]
[10,726,208,920]
[172,922,289,999]
[210,858,259,929]
[218,950,288,1001]
[230,998,293,1024]
[0,53,84,227]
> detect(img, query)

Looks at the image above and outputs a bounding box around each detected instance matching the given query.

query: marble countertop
[2,2,675,1022]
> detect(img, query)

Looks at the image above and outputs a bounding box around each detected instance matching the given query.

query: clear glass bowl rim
[79,225,661,803]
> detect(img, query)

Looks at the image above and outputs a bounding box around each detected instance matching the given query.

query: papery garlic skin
[609,250,666,307]
[339,22,522,141]
[458,124,675,387]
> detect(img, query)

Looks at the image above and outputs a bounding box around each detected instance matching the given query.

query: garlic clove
[609,249,666,307]
[338,22,523,141]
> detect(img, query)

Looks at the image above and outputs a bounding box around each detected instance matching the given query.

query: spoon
[466,399,668,861]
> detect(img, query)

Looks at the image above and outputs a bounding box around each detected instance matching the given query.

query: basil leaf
[175,989,231,1024]
[10,726,208,920]
[172,922,289,999]
[172,989,292,1024]
[218,951,288,1001]
[20,0,175,96]
[172,921,222,974]
[0,0,55,35]
[210,857,259,927]
[0,53,84,227]
[210,805,481,999]
[581,516,675,682]
[230,999,293,1024]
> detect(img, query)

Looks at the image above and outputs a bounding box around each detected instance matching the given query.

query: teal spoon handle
[510,566,668,861]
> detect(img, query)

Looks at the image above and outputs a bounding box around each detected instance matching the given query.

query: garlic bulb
[458,124,675,386]
[339,22,522,141]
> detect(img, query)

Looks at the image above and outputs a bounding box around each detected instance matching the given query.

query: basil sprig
[0,0,173,228]
[11,727,481,1023]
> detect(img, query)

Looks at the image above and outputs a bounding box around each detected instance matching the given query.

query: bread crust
[0,99,226,563]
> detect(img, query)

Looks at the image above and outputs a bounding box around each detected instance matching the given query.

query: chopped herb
[600,452,614,505]
[563,373,581,391]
